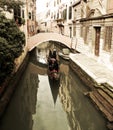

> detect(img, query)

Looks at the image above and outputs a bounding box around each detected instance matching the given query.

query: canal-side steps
[69,53,113,130]
[88,84,113,129]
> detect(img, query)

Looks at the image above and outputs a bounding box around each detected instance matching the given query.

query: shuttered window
[104,26,112,52]
[63,8,67,20]
[82,26,89,44]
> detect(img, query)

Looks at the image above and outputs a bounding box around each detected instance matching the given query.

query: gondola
[47,49,60,80]
[47,58,60,80]
[48,69,60,80]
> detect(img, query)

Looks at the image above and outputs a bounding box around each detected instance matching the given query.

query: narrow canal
[0,42,108,130]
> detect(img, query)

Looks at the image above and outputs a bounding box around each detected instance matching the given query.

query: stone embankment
[0,53,29,118]
[70,53,113,130]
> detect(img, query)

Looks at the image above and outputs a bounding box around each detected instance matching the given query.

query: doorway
[95,27,101,56]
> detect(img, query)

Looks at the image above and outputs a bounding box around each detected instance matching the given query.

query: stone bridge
[27,33,73,51]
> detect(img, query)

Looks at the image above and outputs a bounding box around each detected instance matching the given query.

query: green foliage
[0,13,25,85]
[0,37,14,84]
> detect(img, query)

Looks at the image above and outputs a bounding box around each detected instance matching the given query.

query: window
[32,11,34,20]
[83,26,89,44]
[104,26,112,52]
[69,6,72,19]
[83,0,87,2]
[22,10,24,18]
[54,1,56,7]
[32,0,35,2]
[14,6,21,18]
[14,5,22,25]
[57,0,59,4]
[74,9,76,20]
[73,26,76,36]
[81,25,83,37]
[57,12,59,19]
[63,8,67,20]
[29,12,31,19]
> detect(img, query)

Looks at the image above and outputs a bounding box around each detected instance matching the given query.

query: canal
[0,42,108,130]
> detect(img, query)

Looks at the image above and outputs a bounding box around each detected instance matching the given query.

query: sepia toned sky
[36,0,69,14]
[36,0,48,14]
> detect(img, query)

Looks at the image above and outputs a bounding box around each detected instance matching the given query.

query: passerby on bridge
[27,33,72,51]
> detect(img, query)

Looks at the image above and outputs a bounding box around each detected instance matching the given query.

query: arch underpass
[27,33,72,51]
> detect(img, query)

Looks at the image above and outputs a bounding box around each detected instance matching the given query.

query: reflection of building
[59,72,80,130]
[59,65,109,130]
[19,72,39,129]
[59,75,71,112]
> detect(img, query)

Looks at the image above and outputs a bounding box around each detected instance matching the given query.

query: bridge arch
[27,33,72,51]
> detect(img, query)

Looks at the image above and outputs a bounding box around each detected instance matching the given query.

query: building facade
[38,0,113,69]
[72,0,113,69]
[39,0,76,36]
[26,0,37,37]
[4,0,37,39]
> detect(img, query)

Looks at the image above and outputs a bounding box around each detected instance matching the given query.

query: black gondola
[47,49,60,80]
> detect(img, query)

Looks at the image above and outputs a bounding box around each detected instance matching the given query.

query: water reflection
[32,75,69,130]
[0,43,108,130]
[0,63,39,130]
[30,47,69,130]
[59,60,108,130]
[36,48,47,64]
[32,45,108,130]
[48,77,60,105]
